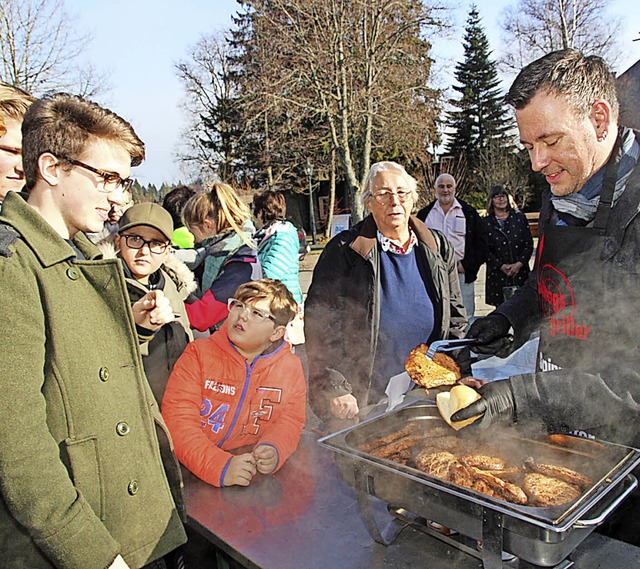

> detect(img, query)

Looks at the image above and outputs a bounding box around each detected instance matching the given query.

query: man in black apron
[452,49,640,545]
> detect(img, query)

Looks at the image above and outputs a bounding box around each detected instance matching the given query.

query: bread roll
[436,385,482,431]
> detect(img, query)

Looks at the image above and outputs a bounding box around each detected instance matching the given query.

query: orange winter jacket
[162,322,306,487]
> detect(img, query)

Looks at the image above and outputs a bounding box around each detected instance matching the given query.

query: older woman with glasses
[304,161,467,425]
[483,184,534,307]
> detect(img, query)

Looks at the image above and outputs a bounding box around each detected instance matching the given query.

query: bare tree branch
[499,0,621,71]
[0,0,108,96]
[246,0,448,220]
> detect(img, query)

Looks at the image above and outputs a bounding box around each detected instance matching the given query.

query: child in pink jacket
[162,278,306,487]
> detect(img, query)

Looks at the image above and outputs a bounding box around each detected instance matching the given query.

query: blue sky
[67,0,640,187]
[67,0,240,186]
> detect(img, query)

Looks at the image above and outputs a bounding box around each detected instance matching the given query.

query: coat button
[116,422,130,436]
[99,367,110,382]
[128,480,139,495]
[66,267,80,280]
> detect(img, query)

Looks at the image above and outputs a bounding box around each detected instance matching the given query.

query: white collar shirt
[424,199,466,261]
[376,228,417,255]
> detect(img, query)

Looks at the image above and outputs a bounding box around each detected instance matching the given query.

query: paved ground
[299,250,493,318]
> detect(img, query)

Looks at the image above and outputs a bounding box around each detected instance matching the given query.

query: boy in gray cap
[98,202,197,404]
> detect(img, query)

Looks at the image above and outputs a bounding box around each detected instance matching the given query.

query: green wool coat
[0,192,186,569]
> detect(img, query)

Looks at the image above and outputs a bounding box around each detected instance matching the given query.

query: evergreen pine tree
[445,6,514,184]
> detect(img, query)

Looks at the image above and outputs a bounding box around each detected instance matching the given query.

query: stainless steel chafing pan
[319,403,640,568]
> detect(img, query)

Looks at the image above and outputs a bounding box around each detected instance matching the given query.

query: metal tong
[425,338,478,360]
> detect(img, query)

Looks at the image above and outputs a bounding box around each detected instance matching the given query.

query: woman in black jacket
[483,185,534,307]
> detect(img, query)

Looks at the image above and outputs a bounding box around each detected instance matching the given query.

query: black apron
[534,137,640,545]
[535,137,639,377]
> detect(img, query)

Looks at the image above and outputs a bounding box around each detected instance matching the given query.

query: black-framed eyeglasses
[120,234,170,254]
[66,158,134,192]
[227,298,276,323]
[493,193,507,199]
[370,190,412,205]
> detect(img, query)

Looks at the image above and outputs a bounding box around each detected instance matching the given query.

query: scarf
[201,219,256,292]
[551,126,640,224]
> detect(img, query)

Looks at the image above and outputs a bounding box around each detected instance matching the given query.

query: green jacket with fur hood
[0,192,186,569]
[97,239,197,405]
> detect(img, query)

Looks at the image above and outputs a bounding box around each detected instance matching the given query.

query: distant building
[617,59,640,131]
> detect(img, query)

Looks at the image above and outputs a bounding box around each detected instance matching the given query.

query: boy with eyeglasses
[97,202,196,405]
[162,278,306,488]
[0,93,187,568]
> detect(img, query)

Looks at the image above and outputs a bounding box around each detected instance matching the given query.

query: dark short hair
[253,190,286,222]
[486,184,512,216]
[162,185,196,228]
[506,49,619,121]
[21,93,145,190]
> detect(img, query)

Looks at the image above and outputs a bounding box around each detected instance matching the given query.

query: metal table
[184,430,640,569]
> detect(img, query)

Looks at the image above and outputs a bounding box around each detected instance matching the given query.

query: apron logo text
[539,279,567,313]
[539,352,562,372]
[549,315,591,340]
[538,263,573,317]
[538,262,590,341]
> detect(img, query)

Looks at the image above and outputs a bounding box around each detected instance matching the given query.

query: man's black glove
[450,380,516,428]
[467,313,514,358]
[453,346,474,377]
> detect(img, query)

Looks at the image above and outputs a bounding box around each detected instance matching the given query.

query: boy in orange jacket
[162,278,306,487]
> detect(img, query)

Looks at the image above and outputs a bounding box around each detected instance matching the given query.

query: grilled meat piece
[462,454,507,470]
[524,457,592,490]
[359,425,418,453]
[450,464,525,504]
[415,450,460,479]
[369,435,423,459]
[418,436,461,456]
[379,429,593,508]
[523,473,582,507]
[468,466,528,505]
[471,478,504,500]
[405,344,461,392]
[415,452,528,505]
[487,467,523,483]
[451,463,477,487]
